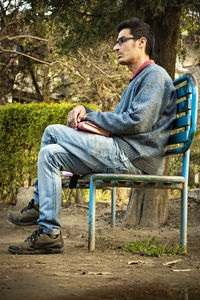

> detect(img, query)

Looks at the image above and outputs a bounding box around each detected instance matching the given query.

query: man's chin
[118,59,126,65]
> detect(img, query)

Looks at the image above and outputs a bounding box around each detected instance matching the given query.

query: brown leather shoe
[8,228,64,254]
[8,199,39,226]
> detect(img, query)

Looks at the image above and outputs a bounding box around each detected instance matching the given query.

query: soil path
[0,198,200,300]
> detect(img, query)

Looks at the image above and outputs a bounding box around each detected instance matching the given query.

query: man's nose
[113,43,119,52]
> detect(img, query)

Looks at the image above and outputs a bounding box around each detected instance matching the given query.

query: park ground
[0,196,200,300]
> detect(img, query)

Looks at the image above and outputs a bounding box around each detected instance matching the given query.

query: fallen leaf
[163,259,183,266]
[88,272,112,275]
[128,260,153,265]
[75,271,112,275]
[172,269,195,272]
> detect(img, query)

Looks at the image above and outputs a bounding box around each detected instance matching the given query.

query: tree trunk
[123,5,182,228]
[123,189,169,228]
[75,189,85,205]
[147,5,182,79]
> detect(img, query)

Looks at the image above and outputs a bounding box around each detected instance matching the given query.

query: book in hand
[77,121,111,137]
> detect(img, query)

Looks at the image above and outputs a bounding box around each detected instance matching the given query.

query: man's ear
[138,37,147,49]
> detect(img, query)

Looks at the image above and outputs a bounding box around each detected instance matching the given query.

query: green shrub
[0,102,97,203]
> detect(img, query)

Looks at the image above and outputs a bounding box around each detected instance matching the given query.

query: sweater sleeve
[84,70,175,135]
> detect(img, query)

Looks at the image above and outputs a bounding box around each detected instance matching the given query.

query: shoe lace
[25,228,43,242]
[21,199,35,213]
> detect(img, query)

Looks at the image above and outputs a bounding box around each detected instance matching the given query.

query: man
[8,18,177,254]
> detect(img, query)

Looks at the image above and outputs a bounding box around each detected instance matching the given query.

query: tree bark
[123,189,169,228]
[147,5,182,79]
[123,5,182,228]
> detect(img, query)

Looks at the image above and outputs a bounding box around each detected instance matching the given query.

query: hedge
[0,102,97,204]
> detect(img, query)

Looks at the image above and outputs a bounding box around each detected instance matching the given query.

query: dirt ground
[0,197,200,300]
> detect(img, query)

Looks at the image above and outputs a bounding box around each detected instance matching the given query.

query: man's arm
[84,72,176,135]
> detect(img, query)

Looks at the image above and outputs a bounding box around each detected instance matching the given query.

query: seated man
[8,18,177,254]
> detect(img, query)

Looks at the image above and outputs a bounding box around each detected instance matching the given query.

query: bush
[0,102,97,203]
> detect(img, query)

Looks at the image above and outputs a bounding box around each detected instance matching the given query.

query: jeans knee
[38,144,64,169]
[39,145,53,163]
[44,124,59,136]
[42,124,62,145]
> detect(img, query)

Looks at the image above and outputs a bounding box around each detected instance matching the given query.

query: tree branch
[0,35,49,43]
[0,46,90,83]
[0,46,52,65]
[77,50,120,78]
[52,60,89,83]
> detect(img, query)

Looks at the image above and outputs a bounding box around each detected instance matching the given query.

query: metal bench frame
[63,73,198,252]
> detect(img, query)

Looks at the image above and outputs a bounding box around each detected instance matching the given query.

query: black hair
[117,18,155,57]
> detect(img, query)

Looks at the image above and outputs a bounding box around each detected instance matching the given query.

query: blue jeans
[33,124,141,235]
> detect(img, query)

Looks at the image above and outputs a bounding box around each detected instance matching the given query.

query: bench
[62,73,199,252]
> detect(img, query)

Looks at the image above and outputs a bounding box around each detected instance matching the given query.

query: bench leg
[111,187,116,228]
[180,150,189,251]
[180,187,187,251]
[88,178,96,252]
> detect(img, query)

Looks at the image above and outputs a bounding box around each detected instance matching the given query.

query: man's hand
[67,105,87,129]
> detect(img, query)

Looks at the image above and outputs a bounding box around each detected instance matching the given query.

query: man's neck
[128,55,150,73]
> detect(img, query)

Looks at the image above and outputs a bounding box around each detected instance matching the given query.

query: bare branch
[0,1,5,12]
[52,60,89,84]
[0,46,52,65]
[0,46,90,83]
[5,0,13,11]
[0,35,49,43]
[77,50,120,78]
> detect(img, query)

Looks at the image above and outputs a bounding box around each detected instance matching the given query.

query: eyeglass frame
[116,36,139,46]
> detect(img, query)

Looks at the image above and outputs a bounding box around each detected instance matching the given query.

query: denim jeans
[33,124,142,235]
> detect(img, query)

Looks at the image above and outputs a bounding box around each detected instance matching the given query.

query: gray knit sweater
[84,63,177,175]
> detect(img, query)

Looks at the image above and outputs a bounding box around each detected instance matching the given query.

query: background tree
[0,1,46,103]
[0,1,60,104]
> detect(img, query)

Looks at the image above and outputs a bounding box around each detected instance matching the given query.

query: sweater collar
[129,60,155,82]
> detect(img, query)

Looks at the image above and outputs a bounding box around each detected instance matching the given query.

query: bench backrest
[167,73,198,155]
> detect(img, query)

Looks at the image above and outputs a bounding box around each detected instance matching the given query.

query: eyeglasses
[116,36,139,46]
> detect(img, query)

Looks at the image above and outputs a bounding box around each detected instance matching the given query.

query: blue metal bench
[63,73,199,252]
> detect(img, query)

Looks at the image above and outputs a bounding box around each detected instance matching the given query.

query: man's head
[113,18,155,71]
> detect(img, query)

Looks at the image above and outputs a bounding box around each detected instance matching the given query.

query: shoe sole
[8,213,38,226]
[8,247,64,255]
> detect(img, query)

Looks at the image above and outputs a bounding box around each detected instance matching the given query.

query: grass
[121,236,185,257]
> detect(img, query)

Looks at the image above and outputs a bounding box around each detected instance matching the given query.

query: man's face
[113,28,141,67]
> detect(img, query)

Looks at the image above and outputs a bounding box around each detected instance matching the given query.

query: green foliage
[121,236,185,257]
[0,102,97,203]
[40,0,200,52]
[181,10,200,46]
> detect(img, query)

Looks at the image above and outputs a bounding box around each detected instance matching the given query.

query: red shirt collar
[130,60,155,82]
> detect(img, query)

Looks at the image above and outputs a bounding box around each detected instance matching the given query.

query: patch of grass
[121,236,185,257]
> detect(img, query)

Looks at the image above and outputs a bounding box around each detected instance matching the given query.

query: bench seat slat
[177,99,191,114]
[62,174,185,190]
[95,181,183,190]
[176,84,192,99]
[62,174,185,183]
[168,131,187,145]
[172,115,190,129]
[85,174,185,183]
